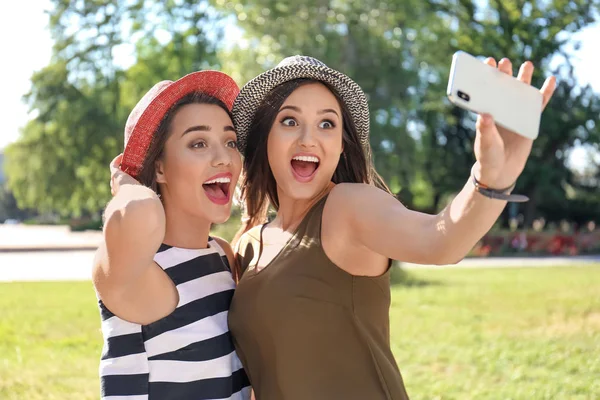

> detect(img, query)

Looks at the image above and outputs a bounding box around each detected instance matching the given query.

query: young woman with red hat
[228,55,556,399]
[93,71,251,400]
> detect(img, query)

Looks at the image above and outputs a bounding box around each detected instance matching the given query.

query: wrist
[471,162,514,190]
[469,165,528,203]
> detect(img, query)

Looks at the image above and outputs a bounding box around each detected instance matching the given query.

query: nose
[298,125,317,148]
[212,144,233,167]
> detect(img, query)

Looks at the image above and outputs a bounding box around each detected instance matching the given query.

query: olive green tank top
[228,195,410,400]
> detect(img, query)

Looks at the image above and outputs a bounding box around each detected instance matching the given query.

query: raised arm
[93,154,169,323]
[332,57,556,266]
[330,176,506,265]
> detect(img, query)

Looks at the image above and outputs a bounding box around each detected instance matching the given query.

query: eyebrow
[278,105,340,118]
[318,108,340,117]
[181,125,235,136]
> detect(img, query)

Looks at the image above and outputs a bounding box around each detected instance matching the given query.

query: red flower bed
[469,230,600,257]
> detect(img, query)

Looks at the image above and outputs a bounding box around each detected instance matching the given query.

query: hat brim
[233,64,370,155]
[122,70,239,178]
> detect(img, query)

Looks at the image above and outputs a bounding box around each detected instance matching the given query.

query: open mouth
[290,154,320,182]
[202,174,231,205]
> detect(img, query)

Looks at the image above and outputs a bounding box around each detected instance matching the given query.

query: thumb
[475,113,497,148]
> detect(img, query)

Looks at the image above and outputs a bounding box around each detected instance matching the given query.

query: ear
[155,159,167,184]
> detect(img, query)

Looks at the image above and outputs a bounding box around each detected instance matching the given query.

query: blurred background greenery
[1,0,599,236]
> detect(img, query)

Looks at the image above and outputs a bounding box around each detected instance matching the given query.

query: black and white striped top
[98,238,251,400]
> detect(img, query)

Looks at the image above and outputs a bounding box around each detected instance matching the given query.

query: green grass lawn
[1,266,599,399]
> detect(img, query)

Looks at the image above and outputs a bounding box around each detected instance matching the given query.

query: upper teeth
[205,177,231,184]
[293,155,319,163]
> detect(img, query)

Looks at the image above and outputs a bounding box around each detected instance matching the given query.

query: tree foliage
[5,0,599,225]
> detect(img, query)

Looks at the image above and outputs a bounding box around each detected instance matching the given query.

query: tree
[213,0,600,222]
[422,0,600,223]
[212,0,430,204]
[5,0,222,217]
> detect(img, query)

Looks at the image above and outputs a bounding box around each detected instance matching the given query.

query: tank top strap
[294,192,329,244]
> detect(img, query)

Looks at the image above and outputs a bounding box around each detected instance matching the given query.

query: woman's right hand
[110,154,140,196]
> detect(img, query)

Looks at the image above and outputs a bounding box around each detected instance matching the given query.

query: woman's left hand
[473,58,556,189]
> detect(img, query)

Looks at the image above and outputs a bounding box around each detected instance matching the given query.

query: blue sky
[1,0,598,170]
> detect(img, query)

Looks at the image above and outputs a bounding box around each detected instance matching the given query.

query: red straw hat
[121,70,240,178]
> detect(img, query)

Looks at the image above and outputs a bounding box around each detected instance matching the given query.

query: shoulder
[233,225,264,274]
[233,225,263,253]
[328,182,389,202]
[324,182,400,235]
[325,183,381,218]
[327,182,398,213]
[211,236,235,267]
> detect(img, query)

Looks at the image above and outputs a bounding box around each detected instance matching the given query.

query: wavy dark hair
[136,92,233,195]
[234,78,390,243]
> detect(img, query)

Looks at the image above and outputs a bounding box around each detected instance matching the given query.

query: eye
[319,120,335,129]
[281,117,298,127]
[191,140,207,148]
[226,140,238,149]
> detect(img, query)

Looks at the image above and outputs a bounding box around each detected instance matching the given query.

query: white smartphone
[447,51,543,140]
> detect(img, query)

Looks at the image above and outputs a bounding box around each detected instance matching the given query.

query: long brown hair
[136,92,233,194]
[233,79,390,244]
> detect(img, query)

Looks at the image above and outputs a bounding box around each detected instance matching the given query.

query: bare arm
[95,184,165,289]
[92,155,170,324]
[330,179,504,265]
[333,57,555,268]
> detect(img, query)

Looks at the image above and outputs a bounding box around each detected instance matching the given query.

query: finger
[517,61,534,85]
[110,153,123,172]
[498,58,513,76]
[539,76,557,110]
[484,57,497,68]
[476,113,494,130]
[475,113,497,146]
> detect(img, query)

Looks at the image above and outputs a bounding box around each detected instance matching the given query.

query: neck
[273,182,334,231]
[162,201,211,249]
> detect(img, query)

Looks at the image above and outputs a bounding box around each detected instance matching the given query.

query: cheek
[164,150,206,186]
[232,151,243,178]
[320,133,343,171]
[325,132,344,155]
[267,131,289,169]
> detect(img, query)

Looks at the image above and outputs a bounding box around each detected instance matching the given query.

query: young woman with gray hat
[93,71,251,400]
[228,55,556,399]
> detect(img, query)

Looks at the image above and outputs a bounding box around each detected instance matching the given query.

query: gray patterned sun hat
[233,55,370,155]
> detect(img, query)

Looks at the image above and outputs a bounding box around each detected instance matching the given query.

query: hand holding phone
[447,51,545,140]
[445,52,556,189]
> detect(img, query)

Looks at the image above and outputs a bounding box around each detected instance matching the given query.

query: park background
[0,0,599,399]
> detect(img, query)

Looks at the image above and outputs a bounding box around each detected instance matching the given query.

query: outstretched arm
[331,175,505,265]
[333,57,556,265]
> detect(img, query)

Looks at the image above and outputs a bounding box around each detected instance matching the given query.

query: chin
[210,212,231,225]
[204,203,232,225]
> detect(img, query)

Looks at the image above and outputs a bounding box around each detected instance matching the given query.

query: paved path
[0,250,94,281]
[0,224,598,282]
[402,255,600,269]
[0,250,598,282]
[0,224,101,252]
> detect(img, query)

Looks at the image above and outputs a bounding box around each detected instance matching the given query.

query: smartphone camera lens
[457,90,470,102]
